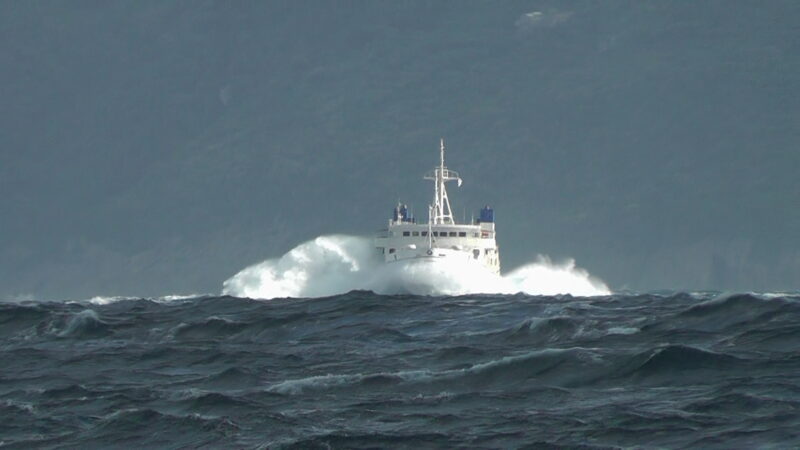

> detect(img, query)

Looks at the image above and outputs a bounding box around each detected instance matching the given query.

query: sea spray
[222,235,610,298]
[221,235,375,299]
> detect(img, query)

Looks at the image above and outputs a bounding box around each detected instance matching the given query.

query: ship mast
[425,138,462,225]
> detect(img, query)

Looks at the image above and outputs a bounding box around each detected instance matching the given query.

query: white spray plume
[222,235,610,299]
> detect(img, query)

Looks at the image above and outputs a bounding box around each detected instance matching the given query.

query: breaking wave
[86,294,202,305]
[222,235,609,299]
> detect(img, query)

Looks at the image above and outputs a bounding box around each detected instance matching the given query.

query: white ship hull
[373,246,502,296]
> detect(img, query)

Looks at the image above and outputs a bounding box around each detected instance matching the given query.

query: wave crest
[222,235,609,299]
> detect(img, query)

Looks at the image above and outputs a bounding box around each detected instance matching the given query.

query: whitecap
[223,235,610,299]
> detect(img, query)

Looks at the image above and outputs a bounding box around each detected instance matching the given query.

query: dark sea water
[2,292,800,448]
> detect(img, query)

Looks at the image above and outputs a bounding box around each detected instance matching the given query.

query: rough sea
[2,291,800,448]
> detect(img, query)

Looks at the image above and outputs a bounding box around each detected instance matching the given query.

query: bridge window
[433,231,439,237]
[421,231,428,236]
[389,248,395,254]
[402,231,410,237]
[458,232,466,237]
[449,231,457,237]
[412,231,419,236]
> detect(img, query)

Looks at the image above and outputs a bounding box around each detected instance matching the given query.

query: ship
[375,139,500,274]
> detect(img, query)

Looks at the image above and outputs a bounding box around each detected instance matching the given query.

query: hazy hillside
[2,1,799,298]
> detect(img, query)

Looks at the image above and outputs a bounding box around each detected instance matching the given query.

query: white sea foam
[267,373,365,395]
[87,296,139,305]
[607,326,639,335]
[222,235,610,299]
[266,348,595,395]
[86,294,203,305]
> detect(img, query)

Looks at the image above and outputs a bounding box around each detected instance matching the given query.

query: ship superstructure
[375,139,500,274]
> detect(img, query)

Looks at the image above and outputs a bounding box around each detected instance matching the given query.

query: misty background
[2,1,799,299]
